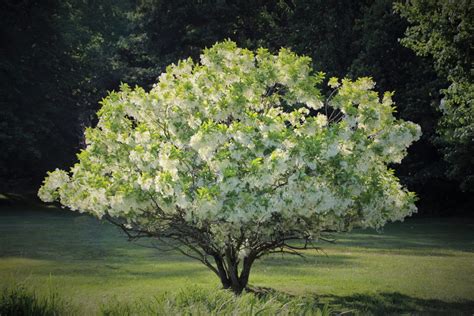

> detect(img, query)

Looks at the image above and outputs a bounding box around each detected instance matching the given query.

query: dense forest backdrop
[1,0,472,215]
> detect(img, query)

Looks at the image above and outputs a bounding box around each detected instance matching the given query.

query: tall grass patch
[0,285,70,316]
[100,286,331,316]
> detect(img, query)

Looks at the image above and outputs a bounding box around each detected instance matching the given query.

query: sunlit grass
[0,204,473,314]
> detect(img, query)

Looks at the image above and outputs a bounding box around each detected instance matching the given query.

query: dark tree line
[1,0,472,214]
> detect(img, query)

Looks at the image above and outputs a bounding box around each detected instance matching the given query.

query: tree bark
[214,255,231,289]
[214,251,255,295]
[225,248,242,293]
[238,256,254,290]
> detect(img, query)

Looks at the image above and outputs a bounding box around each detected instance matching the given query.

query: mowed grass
[0,200,473,314]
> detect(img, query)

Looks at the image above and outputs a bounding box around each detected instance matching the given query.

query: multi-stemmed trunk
[213,252,255,294]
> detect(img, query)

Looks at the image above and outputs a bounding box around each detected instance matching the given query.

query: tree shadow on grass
[334,233,473,255]
[333,218,474,254]
[257,253,357,270]
[247,287,474,315]
[321,292,474,315]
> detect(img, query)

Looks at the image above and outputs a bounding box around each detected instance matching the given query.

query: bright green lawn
[0,202,473,314]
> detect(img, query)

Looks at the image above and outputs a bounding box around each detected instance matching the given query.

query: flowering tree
[39,41,421,294]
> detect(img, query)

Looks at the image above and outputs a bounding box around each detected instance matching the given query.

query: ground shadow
[257,252,356,269]
[333,219,474,254]
[322,292,474,315]
[247,286,474,315]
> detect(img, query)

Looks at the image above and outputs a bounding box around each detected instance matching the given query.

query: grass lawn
[0,198,473,314]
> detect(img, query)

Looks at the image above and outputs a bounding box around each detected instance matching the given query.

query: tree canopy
[39,42,420,293]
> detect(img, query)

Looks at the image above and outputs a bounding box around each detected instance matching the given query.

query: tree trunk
[239,257,253,290]
[214,255,231,289]
[223,275,246,295]
[214,253,254,295]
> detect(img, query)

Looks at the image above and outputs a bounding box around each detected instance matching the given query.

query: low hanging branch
[39,41,421,294]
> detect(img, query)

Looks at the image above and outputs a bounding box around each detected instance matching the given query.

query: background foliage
[1,0,472,215]
[395,0,473,194]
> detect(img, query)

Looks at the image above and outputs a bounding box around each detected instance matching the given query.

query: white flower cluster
[38,169,69,202]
